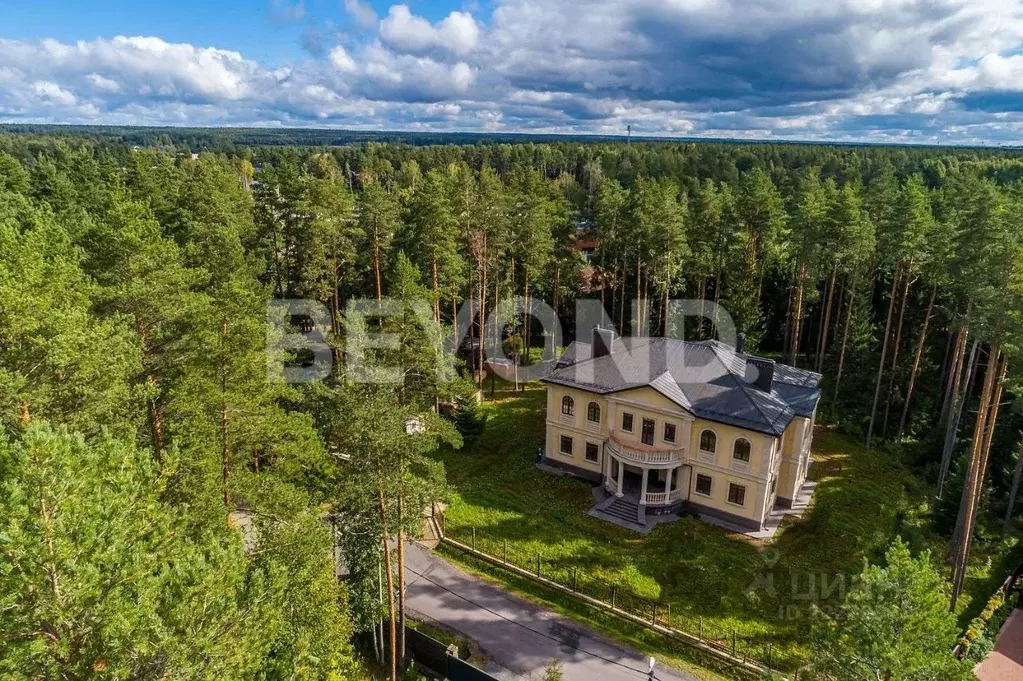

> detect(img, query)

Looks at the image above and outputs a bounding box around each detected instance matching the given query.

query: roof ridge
[708,342,792,433]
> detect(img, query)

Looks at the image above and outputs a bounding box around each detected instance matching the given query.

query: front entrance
[619,463,668,501]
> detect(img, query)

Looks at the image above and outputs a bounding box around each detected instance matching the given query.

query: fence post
[666,603,671,628]
[651,603,657,625]
[573,568,578,592]
[503,539,508,563]
[698,616,702,640]
[767,644,772,670]
[536,552,541,578]
[471,527,476,552]
[611,585,616,610]
[731,630,736,657]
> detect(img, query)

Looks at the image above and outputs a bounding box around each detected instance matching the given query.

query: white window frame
[584,441,600,463]
[621,412,634,433]
[559,435,574,457]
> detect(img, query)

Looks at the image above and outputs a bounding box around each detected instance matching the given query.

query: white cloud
[380,5,480,57]
[5,1,1023,142]
[86,73,121,93]
[31,81,77,106]
[344,0,378,30]
[329,46,357,73]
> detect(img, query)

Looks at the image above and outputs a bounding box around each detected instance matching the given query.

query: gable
[612,386,690,415]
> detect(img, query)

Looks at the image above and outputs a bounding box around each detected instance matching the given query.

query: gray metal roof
[542,338,821,436]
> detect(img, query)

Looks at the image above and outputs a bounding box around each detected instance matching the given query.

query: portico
[603,433,687,509]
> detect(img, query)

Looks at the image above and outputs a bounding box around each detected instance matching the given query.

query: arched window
[699,429,717,453]
[733,438,752,463]
[587,401,601,423]
[561,395,575,416]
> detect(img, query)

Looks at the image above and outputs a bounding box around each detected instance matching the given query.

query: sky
[3,0,1023,144]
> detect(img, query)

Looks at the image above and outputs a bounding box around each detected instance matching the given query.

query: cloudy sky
[3,0,1023,143]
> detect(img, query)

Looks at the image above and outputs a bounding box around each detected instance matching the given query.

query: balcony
[605,433,684,465]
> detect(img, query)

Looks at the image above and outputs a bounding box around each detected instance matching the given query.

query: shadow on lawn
[433,382,975,668]
[433,382,807,659]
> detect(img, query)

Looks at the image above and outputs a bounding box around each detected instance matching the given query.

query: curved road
[404,543,697,681]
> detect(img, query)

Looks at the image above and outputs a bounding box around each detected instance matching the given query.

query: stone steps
[603,498,643,525]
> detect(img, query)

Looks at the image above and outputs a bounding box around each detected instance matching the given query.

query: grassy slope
[433,381,1021,671]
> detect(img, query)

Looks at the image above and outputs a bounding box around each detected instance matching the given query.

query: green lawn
[432,380,1021,672]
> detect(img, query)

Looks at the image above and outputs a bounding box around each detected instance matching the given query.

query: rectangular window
[695,474,712,497]
[728,483,746,506]
[560,435,573,456]
[641,418,655,446]
[663,422,677,443]
[585,442,600,463]
[622,412,634,432]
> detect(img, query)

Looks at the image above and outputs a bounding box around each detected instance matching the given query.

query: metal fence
[439,519,794,676]
[405,625,502,681]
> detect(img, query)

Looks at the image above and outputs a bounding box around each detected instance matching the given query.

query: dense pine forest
[2,128,1023,679]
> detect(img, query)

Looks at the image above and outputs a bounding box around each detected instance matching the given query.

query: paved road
[404,543,697,681]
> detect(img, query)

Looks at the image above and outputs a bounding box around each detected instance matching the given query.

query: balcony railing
[605,435,684,465]
[643,488,685,505]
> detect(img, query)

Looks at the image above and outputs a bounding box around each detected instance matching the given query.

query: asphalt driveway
[404,543,698,681]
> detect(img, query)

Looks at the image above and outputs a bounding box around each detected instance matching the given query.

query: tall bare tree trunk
[951,347,1003,607]
[1003,439,1023,537]
[397,494,406,669]
[451,297,458,348]
[712,267,722,337]
[832,273,858,409]
[220,318,230,509]
[816,264,838,372]
[882,261,914,436]
[697,279,706,339]
[897,283,937,440]
[790,261,807,366]
[866,261,903,450]
[782,283,794,361]
[937,330,959,424]
[431,253,440,322]
[634,259,641,335]
[939,338,976,496]
[661,285,669,337]
[522,269,530,381]
[379,490,398,681]
[478,252,487,387]
[374,243,383,304]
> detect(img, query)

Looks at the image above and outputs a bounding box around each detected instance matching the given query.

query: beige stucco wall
[544,383,794,526]
[545,385,611,478]
[776,414,813,502]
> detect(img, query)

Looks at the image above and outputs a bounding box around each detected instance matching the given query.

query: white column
[604,452,613,490]
[615,459,624,497]
[639,467,649,505]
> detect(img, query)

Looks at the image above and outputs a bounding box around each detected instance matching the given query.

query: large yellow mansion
[541,329,820,531]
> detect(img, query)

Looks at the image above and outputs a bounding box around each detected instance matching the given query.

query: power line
[405,563,669,679]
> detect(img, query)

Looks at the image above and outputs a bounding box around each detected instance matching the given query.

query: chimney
[592,327,616,359]
[745,356,775,392]
[735,333,746,355]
